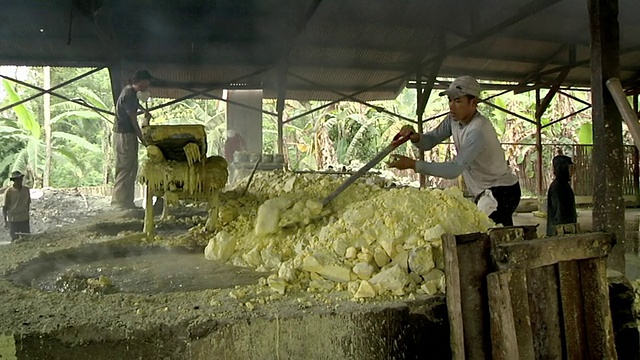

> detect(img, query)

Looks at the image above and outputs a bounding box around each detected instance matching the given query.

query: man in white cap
[388,76,520,226]
[3,171,31,240]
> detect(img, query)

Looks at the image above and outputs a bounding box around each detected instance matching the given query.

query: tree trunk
[43,66,52,188]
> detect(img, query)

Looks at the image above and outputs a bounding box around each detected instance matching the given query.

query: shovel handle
[321,133,411,207]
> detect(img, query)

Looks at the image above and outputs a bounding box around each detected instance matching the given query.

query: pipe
[606,78,640,150]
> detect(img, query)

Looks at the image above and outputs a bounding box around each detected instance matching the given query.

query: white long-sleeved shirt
[414,112,518,196]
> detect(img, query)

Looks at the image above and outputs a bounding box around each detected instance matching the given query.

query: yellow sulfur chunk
[369,265,409,294]
[354,280,376,299]
[374,247,390,268]
[352,263,375,280]
[204,231,236,262]
[317,265,352,283]
[408,247,435,276]
[267,275,287,295]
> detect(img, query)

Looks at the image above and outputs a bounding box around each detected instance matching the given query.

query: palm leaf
[1,79,41,139]
[52,131,101,152]
[54,148,85,174]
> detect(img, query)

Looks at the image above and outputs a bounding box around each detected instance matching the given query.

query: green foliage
[0,66,633,188]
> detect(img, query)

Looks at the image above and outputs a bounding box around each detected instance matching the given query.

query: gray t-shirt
[414,112,518,196]
[113,85,140,133]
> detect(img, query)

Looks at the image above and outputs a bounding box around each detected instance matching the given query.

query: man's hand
[387,155,416,171]
[399,125,421,143]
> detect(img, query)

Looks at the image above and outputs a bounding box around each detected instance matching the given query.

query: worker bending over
[388,76,521,226]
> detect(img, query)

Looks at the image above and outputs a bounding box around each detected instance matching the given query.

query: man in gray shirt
[388,76,520,226]
[111,69,152,210]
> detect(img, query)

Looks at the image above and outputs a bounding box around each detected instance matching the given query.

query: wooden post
[416,73,426,188]
[487,271,519,360]
[527,265,563,358]
[443,233,492,359]
[276,65,287,156]
[535,88,544,209]
[633,94,639,206]
[43,66,52,188]
[558,261,588,360]
[442,234,465,360]
[579,258,618,359]
[587,0,626,273]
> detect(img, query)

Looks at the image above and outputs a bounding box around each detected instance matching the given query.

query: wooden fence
[425,143,638,198]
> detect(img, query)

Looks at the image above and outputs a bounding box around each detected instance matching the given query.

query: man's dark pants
[9,221,30,240]
[475,182,522,226]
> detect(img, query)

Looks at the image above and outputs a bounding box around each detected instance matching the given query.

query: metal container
[142,125,207,162]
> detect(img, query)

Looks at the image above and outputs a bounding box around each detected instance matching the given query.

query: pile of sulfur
[191,171,494,300]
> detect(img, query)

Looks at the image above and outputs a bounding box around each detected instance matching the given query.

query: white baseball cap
[439,76,481,98]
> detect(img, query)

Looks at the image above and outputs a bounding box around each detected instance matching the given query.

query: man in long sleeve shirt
[388,76,520,226]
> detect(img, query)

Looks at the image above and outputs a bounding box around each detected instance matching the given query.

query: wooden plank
[558,261,588,360]
[457,234,492,359]
[555,223,581,236]
[495,232,613,269]
[527,265,563,359]
[487,271,519,360]
[442,233,465,360]
[578,258,618,359]
[507,270,536,359]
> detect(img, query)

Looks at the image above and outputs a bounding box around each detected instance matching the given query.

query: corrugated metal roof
[0,0,638,100]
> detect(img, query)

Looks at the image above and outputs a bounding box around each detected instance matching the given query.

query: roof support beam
[535,67,570,119]
[417,0,564,73]
[515,44,569,92]
[588,0,626,276]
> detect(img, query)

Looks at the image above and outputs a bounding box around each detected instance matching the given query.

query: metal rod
[289,72,416,123]
[557,90,592,107]
[607,78,640,151]
[541,106,590,129]
[147,67,270,112]
[192,90,278,117]
[0,73,114,116]
[483,101,536,124]
[0,67,104,113]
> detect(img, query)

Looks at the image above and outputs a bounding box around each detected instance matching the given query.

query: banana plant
[0,79,101,187]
